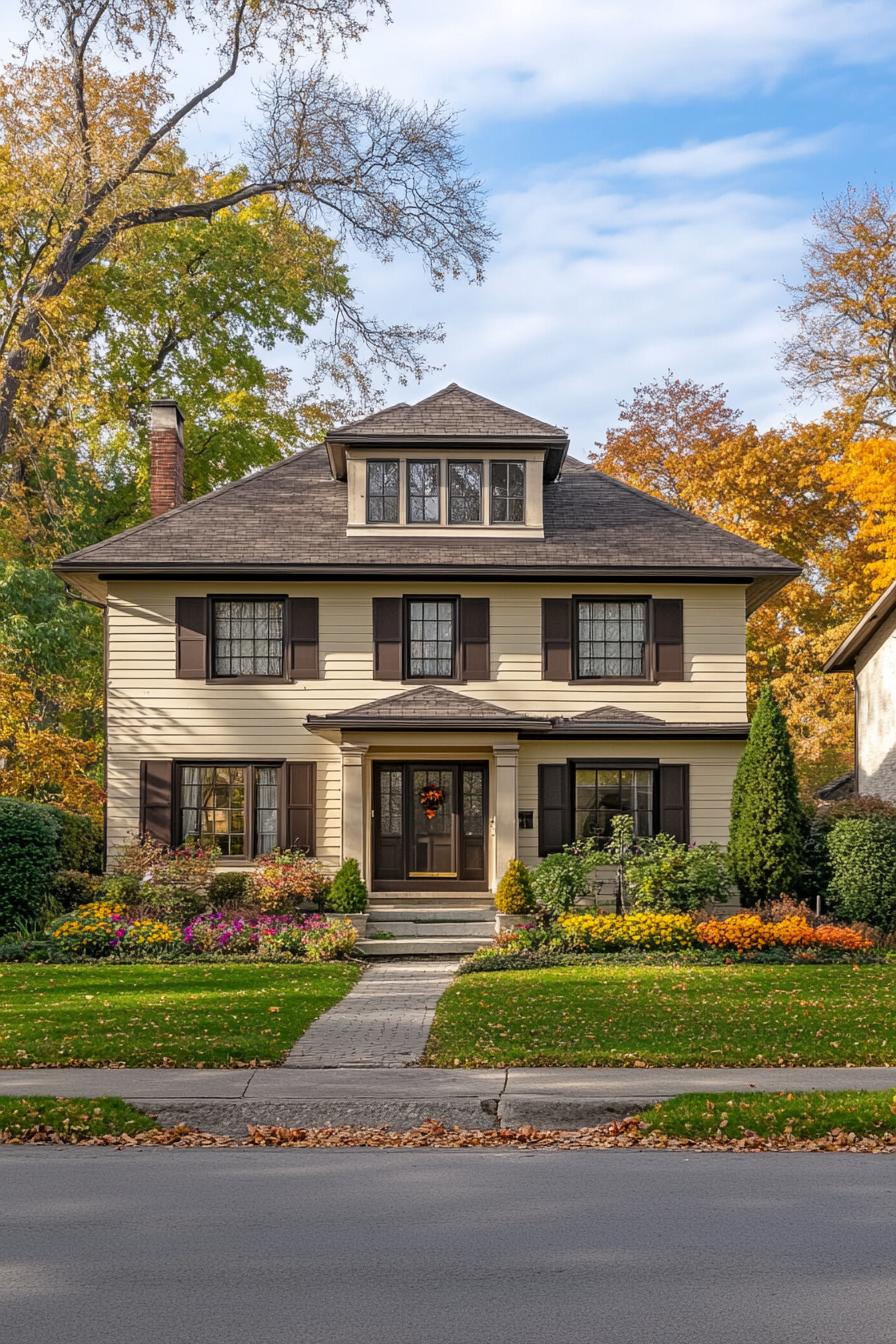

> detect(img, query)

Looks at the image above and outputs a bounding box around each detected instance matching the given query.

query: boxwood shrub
[827,816,896,930]
[46,806,103,874]
[0,798,61,933]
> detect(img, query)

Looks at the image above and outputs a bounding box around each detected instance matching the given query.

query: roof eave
[824,580,896,672]
[324,433,569,482]
[305,716,538,732]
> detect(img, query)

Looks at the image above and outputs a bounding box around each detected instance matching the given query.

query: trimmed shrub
[495,859,535,914]
[51,869,102,909]
[626,837,730,913]
[101,874,142,905]
[729,684,802,905]
[208,871,250,907]
[47,807,103,874]
[326,858,368,914]
[251,850,328,913]
[531,845,598,915]
[0,797,61,933]
[827,816,896,931]
[137,881,208,924]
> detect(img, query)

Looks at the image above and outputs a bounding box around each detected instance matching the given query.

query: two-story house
[824,577,896,802]
[55,385,800,898]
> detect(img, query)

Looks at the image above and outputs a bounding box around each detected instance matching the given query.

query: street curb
[149,1097,502,1135]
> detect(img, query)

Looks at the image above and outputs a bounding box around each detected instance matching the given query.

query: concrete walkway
[2,1065,894,1133]
[283,960,459,1068]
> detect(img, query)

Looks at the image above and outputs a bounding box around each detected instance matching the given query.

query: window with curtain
[576,599,647,679]
[448,461,482,523]
[366,459,400,522]
[574,767,654,841]
[211,599,284,678]
[406,598,456,678]
[490,460,525,523]
[407,460,440,522]
[178,764,280,857]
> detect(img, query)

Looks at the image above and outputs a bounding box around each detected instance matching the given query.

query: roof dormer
[324,384,569,539]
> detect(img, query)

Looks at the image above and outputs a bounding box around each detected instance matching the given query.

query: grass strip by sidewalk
[424,963,896,1067]
[0,962,362,1067]
[639,1089,896,1141]
[0,1095,156,1141]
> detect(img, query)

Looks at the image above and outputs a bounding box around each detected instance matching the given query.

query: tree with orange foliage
[593,374,870,789]
[0,671,103,821]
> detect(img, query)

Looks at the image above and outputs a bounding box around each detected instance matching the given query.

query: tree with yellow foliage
[0,672,103,820]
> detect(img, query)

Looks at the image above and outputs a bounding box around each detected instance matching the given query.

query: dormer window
[366,460,399,523]
[408,460,440,523]
[490,461,525,523]
[448,461,482,524]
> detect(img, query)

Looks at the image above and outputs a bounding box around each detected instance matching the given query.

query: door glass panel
[379,769,403,836]
[413,770,453,835]
[462,769,484,837]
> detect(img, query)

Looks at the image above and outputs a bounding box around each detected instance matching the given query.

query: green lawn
[425,963,896,1067]
[0,962,361,1067]
[640,1090,896,1141]
[0,1095,156,1140]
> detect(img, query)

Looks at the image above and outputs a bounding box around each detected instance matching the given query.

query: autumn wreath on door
[418,783,446,821]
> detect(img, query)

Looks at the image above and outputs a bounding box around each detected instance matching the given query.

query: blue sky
[6,0,896,457]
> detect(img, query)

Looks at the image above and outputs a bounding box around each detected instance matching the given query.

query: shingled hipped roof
[307,688,750,738]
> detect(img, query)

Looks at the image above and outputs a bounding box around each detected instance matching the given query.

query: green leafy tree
[729,684,803,905]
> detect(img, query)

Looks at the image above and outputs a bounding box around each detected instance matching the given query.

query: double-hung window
[366,460,400,523]
[448,462,482,523]
[407,461,440,523]
[211,598,285,679]
[490,461,525,523]
[178,764,280,857]
[576,598,648,679]
[574,767,655,841]
[406,598,457,679]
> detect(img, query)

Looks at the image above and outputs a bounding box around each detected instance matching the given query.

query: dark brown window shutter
[542,598,572,680]
[284,762,317,854]
[459,597,490,680]
[658,764,689,843]
[288,597,319,679]
[140,760,174,846]
[373,597,403,679]
[538,763,570,856]
[175,596,207,679]
[653,598,684,680]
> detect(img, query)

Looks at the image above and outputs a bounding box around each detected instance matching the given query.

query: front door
[373,762,487,890]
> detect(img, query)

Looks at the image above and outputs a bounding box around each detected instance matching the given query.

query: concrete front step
[358,935,489,957]
[369,892,493,911]
[368,920,495,938]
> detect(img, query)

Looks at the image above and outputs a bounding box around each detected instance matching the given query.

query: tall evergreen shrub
[729,684,802,905]
[0,798,61,932]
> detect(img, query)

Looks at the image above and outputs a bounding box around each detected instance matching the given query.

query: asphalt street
[2,1147,895,1344]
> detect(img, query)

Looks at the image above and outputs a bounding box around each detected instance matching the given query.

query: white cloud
[334,151,819,454]
[335,0,896,118]
[602,130,835,180]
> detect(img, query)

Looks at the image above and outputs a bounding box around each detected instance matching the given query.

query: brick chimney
[149,398,184,516]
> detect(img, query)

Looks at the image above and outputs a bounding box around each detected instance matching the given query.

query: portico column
[340,743,367,878]
[493,743,519,884]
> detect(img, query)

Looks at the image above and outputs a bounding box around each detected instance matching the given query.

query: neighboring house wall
[855,607,896,801]
[105,578,749,863]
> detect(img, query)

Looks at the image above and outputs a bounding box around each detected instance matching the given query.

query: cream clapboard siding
[855,606,896,801]
[106,578,748,862]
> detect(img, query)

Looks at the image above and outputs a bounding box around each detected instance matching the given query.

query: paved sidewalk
[282,959,458,1068]
[2,1065,894,1133]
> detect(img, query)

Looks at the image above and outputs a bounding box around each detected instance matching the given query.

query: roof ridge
[58,443,328,564]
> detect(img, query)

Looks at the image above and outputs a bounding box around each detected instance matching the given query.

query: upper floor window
[490,461,525,523]
[408,460,440,523]
[212,598,284,679]
[448,461,482,523]
[178,763,280,858]
[366,460,399,523]
[406,598,456,678]
[576,598,647,679]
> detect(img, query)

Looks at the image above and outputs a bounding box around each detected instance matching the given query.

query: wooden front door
[372,762,487,890]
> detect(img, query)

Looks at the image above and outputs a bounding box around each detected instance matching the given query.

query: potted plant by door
[324,858,369,933]
[494,858,535,932]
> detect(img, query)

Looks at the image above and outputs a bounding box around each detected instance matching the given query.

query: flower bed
[463,906,876,973]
